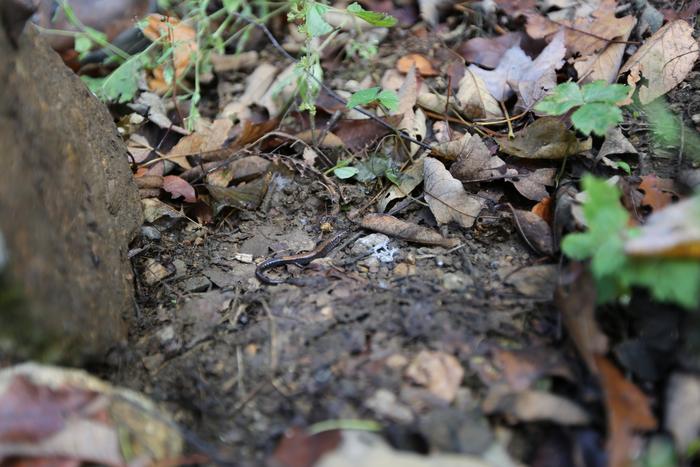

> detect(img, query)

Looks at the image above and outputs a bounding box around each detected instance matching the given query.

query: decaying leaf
[620,20,700,104]
[206,173,271,212]
[141,198,184,223]
[332,115,403,151]
[498,118,592,159]
[396,53,438,76]
[596,355,657,467]
[456,69,503,120]
[360,213,460,248]
[483,388,590,425]
[142,14,197,94]
[597,127,638,160]
[222,63,278,121]
[435,133,506,181]
[637,175,675,212]
[469,30,565,109]
[397,66,427,158]
[165,118,233,169]
[405,350,464,403]
[207,155,270,187]
[162,175,196,203]
[378,157,425,212]
[509,168,556,201]
[555,267,608,373]
[424,157,483,228]
[572,15,636,84]
[0,363,182,465]
[526,0,636,58]
[625,195,700,259]
[511,208,555,256]
[458,32,523,69]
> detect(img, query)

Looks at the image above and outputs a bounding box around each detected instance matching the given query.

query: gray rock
[0,23,142,362]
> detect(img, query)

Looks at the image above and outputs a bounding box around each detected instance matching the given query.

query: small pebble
[141,225,161,241]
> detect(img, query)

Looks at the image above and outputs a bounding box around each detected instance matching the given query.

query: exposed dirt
[99,4,700,466]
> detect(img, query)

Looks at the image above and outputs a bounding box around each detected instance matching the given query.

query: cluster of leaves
[535,80,630,136]
[562,176,700,309]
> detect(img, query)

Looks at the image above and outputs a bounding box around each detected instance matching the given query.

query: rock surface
[0,20,142,361]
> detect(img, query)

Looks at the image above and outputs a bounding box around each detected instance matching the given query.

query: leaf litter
[16,0,700,465]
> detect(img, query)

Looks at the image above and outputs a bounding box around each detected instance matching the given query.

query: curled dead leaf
[424,157,484,228]
[360,213,460,248]
[396,53,439,77]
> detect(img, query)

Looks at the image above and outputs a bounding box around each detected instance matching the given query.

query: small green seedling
[562,175,700,309]
[535,80,630,136]
[346,87,399,113]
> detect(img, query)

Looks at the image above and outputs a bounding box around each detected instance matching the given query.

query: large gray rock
[0,18,142,362]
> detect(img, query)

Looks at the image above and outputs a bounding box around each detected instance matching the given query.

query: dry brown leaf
[206,174,271,212]
[456,69,503,120]
[498,118,592,159]
[469,30,565,108]
[142,15,197,94]
[483,388,590,425]
[532,196,553,223]
[166,118,233,169]
[492,347,574,391]
[424,157,483,228]
[596,355,657,467]
[162,175,196,203]
[438,133,507,181]
[378,157,425,212]
[359,213,460,248]
[573,15,636,84]
[458,33,523,69]
[555,267,608,373]
[511,209,555,256]
[405,350,464,403]
[620,20,699,104]
[206,155,270,188]
[332,115,403,151]
[638,175,675,212]
[510,168,556,201]
[221,63,278,121]
[397,66,427,158]
[396,53,438,77]
[526,0,636,58]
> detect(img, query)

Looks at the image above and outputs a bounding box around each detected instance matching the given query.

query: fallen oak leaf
[359,213,460,248]
[424,157,483,229]
[142,14,197,94]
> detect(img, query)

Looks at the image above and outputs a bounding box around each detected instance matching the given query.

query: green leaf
[376,89,399,112]
[334,166,358,179]
[74,35,93,55]
[355,153,394,182]
[346,87,381,108]
[346,2,397,27]
[571,102,623,136]
[616,161,631,174]
[81,59,140,103]
[581,80,629,104]
[561,175,700,309]
[534,82,584,115]
[306,2,333,37]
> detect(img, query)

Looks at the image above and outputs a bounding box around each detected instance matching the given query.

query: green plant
[562,175,700,309]
[346,86,398,113]
[287,1,397,114]
[535,80,630,136]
